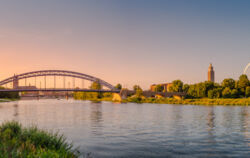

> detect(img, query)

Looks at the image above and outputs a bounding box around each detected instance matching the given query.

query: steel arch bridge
[0,70,120,93]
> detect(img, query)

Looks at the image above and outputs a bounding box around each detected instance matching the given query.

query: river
[0,99,249,157]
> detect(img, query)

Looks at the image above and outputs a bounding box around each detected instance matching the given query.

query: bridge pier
[13,75,19,89]
[66,92,69,100]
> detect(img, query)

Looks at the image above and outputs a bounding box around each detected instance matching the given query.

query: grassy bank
[73,91,250,105]
[125,97,250,106]
[0,98,19,102]
[0,121,79,158]
[74,95,250,105]
[73,91,114,102]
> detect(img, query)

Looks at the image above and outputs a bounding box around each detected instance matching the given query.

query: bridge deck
[0,89,120,93]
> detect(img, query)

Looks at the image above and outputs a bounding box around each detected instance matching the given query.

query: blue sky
[0,0,249,89]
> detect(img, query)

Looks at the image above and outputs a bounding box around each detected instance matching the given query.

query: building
[150,84,156,91]
[208,63,215,82]
[150,83,172,92]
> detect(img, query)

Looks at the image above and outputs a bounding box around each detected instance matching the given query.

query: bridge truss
[0,70,118,92]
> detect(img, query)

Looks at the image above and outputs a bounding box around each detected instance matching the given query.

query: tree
[222,87,232,98]
[89,81,102,98]
[133,85,142,91]
[203,81,215,97]
[183,84,189,93]
[90,81,102,90]
[246,86,250,97]
[186,84,196,98]
[238,74,249,94]
[155,85,164,92]
[135,88,143,97]
[207,90,214,99]
[169,80,183,92]
[208,88,221,99]
[231,89,239,98]
[186,82,219,98]
[222,78,235,89]
[115,83,122,90]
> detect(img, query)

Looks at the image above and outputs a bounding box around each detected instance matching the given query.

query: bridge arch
[0,70,117,90]
[244,63,250,74]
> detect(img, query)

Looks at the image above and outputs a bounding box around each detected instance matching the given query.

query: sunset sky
[0,0,249,89]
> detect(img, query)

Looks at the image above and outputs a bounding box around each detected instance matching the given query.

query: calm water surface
[0,99,249,157]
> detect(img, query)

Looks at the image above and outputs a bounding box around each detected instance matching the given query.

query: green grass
[125,97,250,106]
[0,121,80,158]
[0,98,18,102]
[74,93,250,106]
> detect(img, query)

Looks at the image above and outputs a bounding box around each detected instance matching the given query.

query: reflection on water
[90,103,103,136]
[13,104,19,117]
[206,107,216,145]
[0,99,249,158]
[241,107,250,147]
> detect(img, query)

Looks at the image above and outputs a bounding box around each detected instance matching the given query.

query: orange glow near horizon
[0,1,249,89]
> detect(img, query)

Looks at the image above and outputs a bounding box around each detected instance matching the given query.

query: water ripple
[0,99,249,157]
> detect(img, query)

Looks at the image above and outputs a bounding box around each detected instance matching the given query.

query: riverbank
[74,96,250,106]
[0,121,79,157]
[0,98,19,102]
[124,97,250,106]
[73,91,249,105]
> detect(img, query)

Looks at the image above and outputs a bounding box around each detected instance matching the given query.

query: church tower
[208,63,215,82]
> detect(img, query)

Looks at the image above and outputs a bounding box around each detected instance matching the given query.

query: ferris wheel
[243,63,250,74]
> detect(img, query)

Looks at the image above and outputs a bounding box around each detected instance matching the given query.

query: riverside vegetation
[74,75,250,106]
[0,86,20,102]
[125,97,250,105]
[0,121,79,158]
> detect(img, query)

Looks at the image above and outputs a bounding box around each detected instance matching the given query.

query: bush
[208,89,221,99]
[231,89,239,98]
[246,86,250,98]
[0,121,79,157]
[222,87,232,98]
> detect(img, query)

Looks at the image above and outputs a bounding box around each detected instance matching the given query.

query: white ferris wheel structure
[243,63,250,74]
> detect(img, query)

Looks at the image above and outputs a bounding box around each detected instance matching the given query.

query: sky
[0,0,249,89]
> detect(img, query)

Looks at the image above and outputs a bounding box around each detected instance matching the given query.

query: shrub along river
[0,99,249,157]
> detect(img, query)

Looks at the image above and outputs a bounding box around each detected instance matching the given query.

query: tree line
[74,74,250,100]
[0,87,20,99]
[153,74,250,99]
